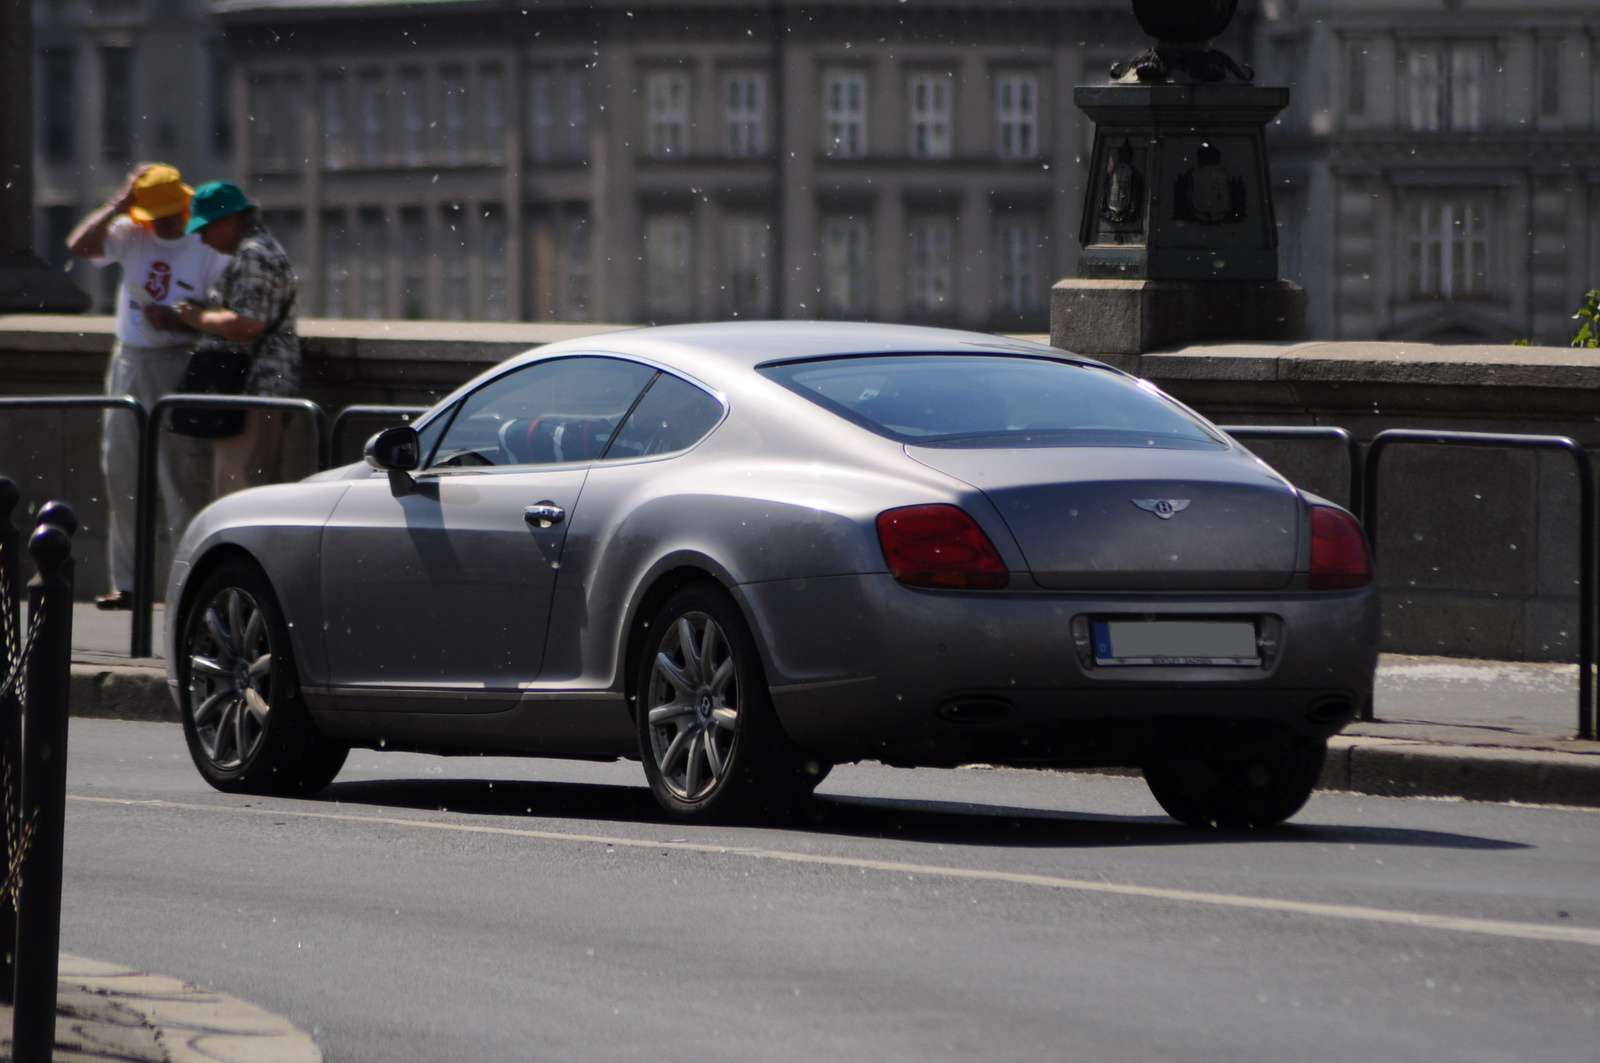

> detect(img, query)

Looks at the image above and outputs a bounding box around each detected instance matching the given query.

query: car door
[318,356,659,709]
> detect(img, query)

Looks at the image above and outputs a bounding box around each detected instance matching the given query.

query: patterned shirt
[197,228,301,396]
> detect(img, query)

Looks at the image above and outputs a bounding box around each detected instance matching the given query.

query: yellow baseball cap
[127,165,194,223]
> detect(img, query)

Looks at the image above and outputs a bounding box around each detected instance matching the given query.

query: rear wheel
[637,584,829,822]
[179,560,348,795]
[1143,737,1326,828]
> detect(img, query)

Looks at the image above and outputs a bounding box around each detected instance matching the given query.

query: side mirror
[365,425,420,471]
[365,425,420,496]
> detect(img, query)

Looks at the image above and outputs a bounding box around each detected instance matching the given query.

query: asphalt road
[61,719,1600,1063]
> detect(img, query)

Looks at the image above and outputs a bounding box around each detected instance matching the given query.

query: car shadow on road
[318,778,1528,853]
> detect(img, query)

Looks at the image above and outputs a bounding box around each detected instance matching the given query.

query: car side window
[430,357,658,469]
[602,373,725,461]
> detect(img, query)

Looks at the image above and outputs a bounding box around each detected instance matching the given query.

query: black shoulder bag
[170,293,295,439]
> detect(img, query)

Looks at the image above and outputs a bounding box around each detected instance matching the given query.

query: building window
[249,72,304,171]
[1404,43,1491,132]
[531,67,589,162]
[565,70,588,159]
[40,47,76,164]
[823,71,867,158]
[320,75,345,169]
[261,209,305,279]
[101,47,133,162]
[995,74,1036,159]
[210,47,233,158]
[1539,40,1561,117]
[1276,187,1304,284]
[723,217,769,317]
[440,67,466,163]
[357,208,386,319]
[482,204,507,320]
[724,74,764,157]
[1407,199,1489,301]
[908,73,952,159]
[907,218,954,314]
[822,216,868,317]
[481,65,505,164]
[400,68,425,165]
[1346,42,1368,118]
[320,210,349,317]
[529,70,556,161]
[645,216,692,318]
[358,71,384,165]
[441,204,468,319]
[645,71,689,157]
[400,207,427,318]
[563,214,591,320]
[995,218,1040,315]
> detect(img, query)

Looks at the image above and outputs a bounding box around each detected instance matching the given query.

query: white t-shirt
[93,216,230,349]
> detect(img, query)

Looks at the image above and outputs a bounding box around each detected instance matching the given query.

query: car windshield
[759,354,1226,450]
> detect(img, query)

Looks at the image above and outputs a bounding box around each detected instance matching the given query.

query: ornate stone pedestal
[1051,0,1304,358]
[1051,278,1304,367]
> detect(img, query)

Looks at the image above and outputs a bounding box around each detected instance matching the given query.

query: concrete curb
[69,662,1600,809]
[71,663,176,723]
[0,954,321,1063]
[1322,736,1600,807]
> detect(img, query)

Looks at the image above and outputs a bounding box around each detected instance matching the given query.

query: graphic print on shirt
[144,260,172,302]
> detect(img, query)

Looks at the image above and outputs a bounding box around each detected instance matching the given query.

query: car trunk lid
[907,446,1300,590]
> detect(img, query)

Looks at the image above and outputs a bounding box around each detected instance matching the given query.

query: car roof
[499,321,1103,377]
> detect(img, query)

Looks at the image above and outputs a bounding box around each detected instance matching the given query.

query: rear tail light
[876,505,1010,590]
[1309,506,1371,590]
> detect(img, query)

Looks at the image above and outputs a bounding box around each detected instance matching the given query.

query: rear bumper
[740,574,1379,767]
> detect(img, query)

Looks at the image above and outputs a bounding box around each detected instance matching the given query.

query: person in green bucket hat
[173,181,302,497]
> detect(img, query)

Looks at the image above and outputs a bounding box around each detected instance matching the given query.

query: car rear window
[759,354,1226,450]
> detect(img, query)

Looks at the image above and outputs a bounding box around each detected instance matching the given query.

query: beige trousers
[212,410,288,498]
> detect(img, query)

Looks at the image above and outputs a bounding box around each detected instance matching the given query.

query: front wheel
[1143,737,1326,828]
[637,584,828,822]
[179,560,348,795]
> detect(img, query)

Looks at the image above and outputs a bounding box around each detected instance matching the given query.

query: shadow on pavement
[317,777,1529,853]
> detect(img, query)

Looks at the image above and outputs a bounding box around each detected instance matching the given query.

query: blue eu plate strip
[1093,621,1113,660]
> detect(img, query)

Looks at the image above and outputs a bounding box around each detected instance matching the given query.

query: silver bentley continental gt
[166,322,1378,826]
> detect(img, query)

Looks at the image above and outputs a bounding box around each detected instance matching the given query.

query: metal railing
[0,397,149,654]
[1,484,78,1058]
[329,404,428,467]
[132,396,330,659]
[1219,425,1365,521]
[1363,430,1596,740]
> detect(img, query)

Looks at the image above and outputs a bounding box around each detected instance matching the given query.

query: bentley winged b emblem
[1132,498,1191,520]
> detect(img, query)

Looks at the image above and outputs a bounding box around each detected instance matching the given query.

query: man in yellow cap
[67,164,231,610]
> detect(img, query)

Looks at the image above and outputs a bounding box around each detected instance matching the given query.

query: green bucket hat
[185,181,257,234]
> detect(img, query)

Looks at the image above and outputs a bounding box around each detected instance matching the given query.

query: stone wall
[3,316,1597,662]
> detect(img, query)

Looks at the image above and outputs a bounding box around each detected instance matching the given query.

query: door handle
[524,503,566,528]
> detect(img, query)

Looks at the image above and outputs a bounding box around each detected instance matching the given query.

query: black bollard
[0,477,17,1006]
[11,510,75,1063]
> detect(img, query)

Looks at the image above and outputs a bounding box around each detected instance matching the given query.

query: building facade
[31,0,1600,342]
[1257,0,1600,344]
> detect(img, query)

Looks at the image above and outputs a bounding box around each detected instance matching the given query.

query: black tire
[178,559,348,795]
[636,584,829,822]
[1143,737,1326,828]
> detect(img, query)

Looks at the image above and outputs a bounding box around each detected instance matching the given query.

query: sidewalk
[67,604,1600,806]
[0,954,320,1063]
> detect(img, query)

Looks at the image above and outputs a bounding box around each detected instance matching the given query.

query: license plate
[1092,620,1260,667]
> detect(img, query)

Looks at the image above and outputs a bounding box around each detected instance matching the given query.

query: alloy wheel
[186,586,274,770]
[645,611,739,801]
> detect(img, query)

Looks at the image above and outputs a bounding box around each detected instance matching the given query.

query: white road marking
[69,794,1600,949]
